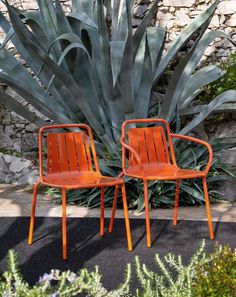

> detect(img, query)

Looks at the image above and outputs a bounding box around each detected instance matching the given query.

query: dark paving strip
[0,217,235,290]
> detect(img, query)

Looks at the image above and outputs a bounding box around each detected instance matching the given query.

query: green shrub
[0,250,131,297]
[1,241,235,296]
[199,51,236,104]
[192,245,236,297]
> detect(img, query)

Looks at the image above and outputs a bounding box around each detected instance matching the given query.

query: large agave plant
[0,0,236,157]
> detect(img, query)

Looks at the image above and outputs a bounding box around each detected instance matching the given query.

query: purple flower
[51,293,59,297]
[38,273,53,283]
[68,272,77,283]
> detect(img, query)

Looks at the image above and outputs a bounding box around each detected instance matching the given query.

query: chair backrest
[38,124,100,179]
[122,119,176,167]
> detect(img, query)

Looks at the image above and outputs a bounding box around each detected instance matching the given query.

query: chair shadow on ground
[0,215,235,290]
[0,185,236,289]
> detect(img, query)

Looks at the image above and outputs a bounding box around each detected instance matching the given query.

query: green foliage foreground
[199,51,236,104]
[0,241,235,297]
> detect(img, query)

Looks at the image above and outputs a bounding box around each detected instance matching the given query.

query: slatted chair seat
[28,124,132,260]
[125,164,205,180]
[109,119,214,249]
[43,172,124,188]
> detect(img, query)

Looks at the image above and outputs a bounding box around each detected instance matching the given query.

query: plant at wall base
[199,51,236,104]
[1,241,235,296]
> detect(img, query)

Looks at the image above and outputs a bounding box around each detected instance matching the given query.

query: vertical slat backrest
[46,131,93,175]
[128,126,171,166]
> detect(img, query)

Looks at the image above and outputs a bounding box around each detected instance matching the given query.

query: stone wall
[0,0,235,59]
[0,0,236,187]
[154,0,236,61]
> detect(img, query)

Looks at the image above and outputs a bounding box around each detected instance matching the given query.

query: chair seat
[42,171,124,189]
[125,164,205,180]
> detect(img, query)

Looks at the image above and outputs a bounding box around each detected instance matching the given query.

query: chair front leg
[109,185,119,233]
[173,179,181,226]
[202,177,214,240]
[62,188,67,260]
[121,183,132,251]
[100,187,105,236]
[144,180,151,248]
[28,181,40,245]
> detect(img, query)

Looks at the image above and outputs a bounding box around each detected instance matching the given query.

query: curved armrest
[170,134,213,175]
[120,137,145,179]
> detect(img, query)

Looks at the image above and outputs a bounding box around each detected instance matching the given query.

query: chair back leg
[28,181,40,245]
[109,185,119,233]
[202,177,214,240]
[121,184,133,251]
[100,187,105,236]
[173,179,181,225]
[144,180,151,248]
[62,188,67,260]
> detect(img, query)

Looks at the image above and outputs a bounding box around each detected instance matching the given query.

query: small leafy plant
[0,250,131,297]
[199,51,236,104]
[0,241,235,296]
[192,244,236,297]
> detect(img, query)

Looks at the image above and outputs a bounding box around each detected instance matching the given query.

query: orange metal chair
[28,124,132,260]
[109,119,214,247]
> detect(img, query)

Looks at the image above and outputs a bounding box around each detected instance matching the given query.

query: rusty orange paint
[109,119,214,247]
[28,124,132,260]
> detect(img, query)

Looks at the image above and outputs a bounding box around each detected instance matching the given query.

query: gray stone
[218,179,236,202]
[225,14,236,26]
[21,134,38,152]
[25,123,36,132]
[9,157,31,173]
[0,129,13,149]
[13,142,22,153]
[216,48,230,57]
[219,147,236,165]
[16,169,39,185]
[0,172,11,183]
[174,9,191,26]
[224,27,233,35]
[15,123,25,129]
[163,0,195,7]
[156,11,173,27]
[3,154,12,164]
[204,45,216,56]
[209,15,220,28]
[217,1,236,15]
[0,154,10,173]
[4,125,15,136]
[220,15,226,24]
[10,112,25,122]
